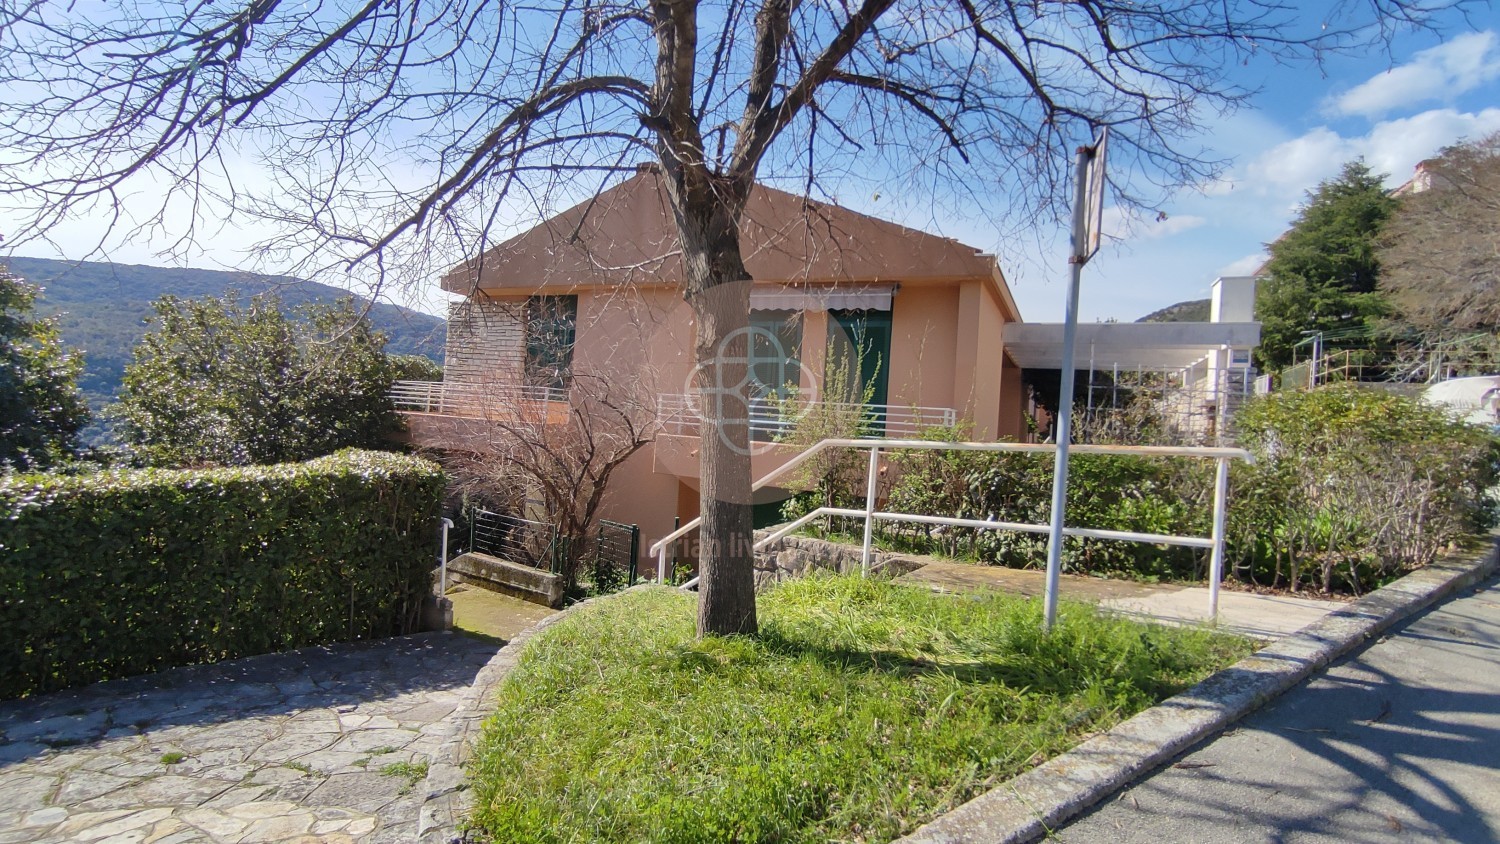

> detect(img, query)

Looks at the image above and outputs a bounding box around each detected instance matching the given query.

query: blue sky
[6,5,1499,324]
[983,16,1500,323]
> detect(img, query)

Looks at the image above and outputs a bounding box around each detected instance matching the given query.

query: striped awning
[750,283,895,311]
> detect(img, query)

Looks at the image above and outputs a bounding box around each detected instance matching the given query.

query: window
[524,295,576,389]
[748,310,803,398]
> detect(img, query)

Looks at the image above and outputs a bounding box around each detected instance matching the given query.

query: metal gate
[588,519,639,593]
[468,508,561,573]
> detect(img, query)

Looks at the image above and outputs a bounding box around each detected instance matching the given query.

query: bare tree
[441,372,655,593]
[0,0,1464,635]
[1380,131,1500,338]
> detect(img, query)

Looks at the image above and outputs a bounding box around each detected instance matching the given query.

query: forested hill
[5,255,445,418]
[1136,298,1211,323]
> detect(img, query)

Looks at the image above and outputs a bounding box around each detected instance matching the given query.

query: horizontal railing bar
[752,507,867,550]
[651,437,1250,558]
[760,509,1216,550]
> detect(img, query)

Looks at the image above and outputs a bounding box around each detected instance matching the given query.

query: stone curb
[896,535,1500,844]
[414,583,660,844]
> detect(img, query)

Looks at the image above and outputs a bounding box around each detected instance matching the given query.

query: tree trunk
[661,169,759,637]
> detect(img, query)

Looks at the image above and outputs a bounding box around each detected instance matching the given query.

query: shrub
[115,292,403,468]
[881,423,1211,580]
[1231,384,1497,592]
[0,449,444,699]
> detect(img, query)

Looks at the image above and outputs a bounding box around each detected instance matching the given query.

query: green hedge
[0,449,445,699]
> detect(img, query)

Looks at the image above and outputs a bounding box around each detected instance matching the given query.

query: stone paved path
[0,633,500,843]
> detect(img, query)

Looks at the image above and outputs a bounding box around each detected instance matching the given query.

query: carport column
[861,446,881,575]
[1209,456,1230,620]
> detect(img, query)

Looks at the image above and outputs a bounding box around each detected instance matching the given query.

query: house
[396,166,1259,567]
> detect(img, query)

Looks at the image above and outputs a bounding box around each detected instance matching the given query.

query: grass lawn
[466,574,1254,843]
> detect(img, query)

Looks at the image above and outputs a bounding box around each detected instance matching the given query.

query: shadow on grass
[750,624,1202,702]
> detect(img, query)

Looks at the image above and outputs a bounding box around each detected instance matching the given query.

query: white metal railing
[650,437,1254,620]
[390,380,569,416]
[656,393,957,440]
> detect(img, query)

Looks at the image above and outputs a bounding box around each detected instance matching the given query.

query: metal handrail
[656,393,957,439]
[391,380,569,416]
[652,437,1254,619]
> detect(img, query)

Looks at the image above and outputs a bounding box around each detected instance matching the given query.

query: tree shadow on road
[1056,578,1500,843]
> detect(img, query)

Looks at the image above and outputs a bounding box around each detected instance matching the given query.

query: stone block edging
[415,583,659,843]
[895,535,1500,844]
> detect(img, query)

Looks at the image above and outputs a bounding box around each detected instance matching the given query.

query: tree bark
[660,166,759,637]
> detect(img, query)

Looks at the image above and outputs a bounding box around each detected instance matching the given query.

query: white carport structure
[1003,277,1262,444]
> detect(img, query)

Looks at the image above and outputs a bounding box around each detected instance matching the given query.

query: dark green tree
[0,263,89,470]
[116,292,402,467]
[1255,160,1397,371]
[388,353,444,382]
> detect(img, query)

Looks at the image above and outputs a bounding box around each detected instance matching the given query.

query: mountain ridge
[1136,298,1211,323]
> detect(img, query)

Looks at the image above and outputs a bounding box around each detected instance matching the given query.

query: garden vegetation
[0,449,443,699]
[783,386,1495,595]
[115,292,408,467]
[466,576,1252,843]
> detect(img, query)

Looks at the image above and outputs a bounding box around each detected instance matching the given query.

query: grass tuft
[380,760,429,794]
[465,575,1253,843]
[159,751,186,765]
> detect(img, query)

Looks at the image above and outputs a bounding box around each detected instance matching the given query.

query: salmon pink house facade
[399,168,1029,564]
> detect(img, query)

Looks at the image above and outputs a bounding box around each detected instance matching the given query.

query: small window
[524,295,576,390]
[748,310,803,398]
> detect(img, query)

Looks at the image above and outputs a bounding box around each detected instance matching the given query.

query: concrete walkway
[446,583,559,643]
[1054,574,1500,843]
[0,633,500,843]
[899,560,1345,639]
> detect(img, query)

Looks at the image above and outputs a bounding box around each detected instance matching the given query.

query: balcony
[390,380,571,450]
[653,393,957,481]
[391,380,569,416]
[656,393,956,440]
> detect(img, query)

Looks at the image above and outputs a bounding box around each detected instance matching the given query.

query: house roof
[442,168,1019,318]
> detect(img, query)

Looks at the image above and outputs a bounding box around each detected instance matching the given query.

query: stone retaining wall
[447,551,565,607]
[752,532,926,588]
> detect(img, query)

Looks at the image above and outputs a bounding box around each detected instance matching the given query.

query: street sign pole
[1043,130,1107,631]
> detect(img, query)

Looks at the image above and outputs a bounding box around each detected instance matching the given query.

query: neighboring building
[396,167,1258,565]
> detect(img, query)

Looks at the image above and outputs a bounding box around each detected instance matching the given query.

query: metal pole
[1044,145,1093,630]
[1208,457,1230,620]
[1310,332,1322,388]
[658,547,669,584]
[1086,341,1096,414]
[861,446,881,575]
[439,517,454,596]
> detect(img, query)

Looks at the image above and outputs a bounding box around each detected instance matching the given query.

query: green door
[827,310,892,424]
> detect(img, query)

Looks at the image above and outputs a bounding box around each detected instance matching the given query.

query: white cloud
[1239,107,1500,197]
[1330,31,1500,118]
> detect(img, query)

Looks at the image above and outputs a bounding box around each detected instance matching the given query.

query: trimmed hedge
[0,449,444,699]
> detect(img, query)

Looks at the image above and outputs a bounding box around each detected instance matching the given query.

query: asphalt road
[1054,574,1500,844]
